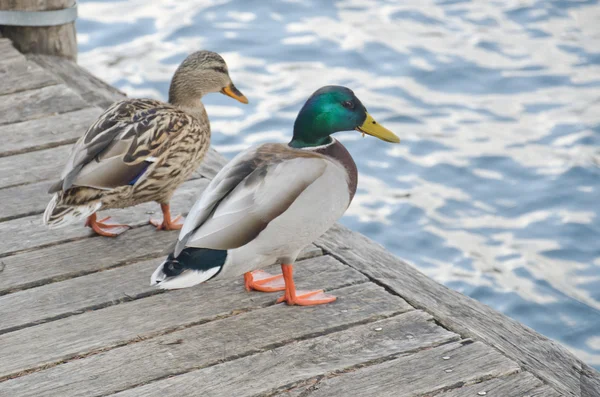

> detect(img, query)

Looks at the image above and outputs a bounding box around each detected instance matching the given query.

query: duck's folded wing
[48,100,194,193]
[175,145,328,256]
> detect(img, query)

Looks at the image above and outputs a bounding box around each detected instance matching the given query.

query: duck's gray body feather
[175,139,353,278]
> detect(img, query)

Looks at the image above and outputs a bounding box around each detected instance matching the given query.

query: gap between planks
[0,254,373,381]
[271,340,521,397]
[0,84,89,127]
[0,284,417,397]
[0,107,103,158]
[108,336,518,397]
[0,245,324,334]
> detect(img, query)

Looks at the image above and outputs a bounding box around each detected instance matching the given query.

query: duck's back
[44,98,211,226]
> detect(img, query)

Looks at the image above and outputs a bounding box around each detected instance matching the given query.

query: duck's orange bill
[221,83,248,104]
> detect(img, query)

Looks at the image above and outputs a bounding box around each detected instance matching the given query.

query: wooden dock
[0,37,598,397]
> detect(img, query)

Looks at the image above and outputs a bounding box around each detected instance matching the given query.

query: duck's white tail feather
[43,194,101,229]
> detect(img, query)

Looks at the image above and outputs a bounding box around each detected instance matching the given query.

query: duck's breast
[218,160,350,277]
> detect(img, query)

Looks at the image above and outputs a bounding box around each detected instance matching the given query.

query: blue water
[76,0,600,369]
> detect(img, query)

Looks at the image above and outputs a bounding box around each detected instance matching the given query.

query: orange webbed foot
[276,263,336,306]
[244,270,285,292]
[150,203,184,231]
[149,214,185,230]
[85,214,131,237]
[276,289,337,306]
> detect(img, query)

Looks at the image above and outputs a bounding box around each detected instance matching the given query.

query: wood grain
[29,54,125,109]
[0,180,54,222]
[0,144,71,188]
[315,224,599,397]
[0,107,102,157]
[529,385,565,397]
[0,283,410,397]
[111,316,462,397]
[0,244,323,333]
[0,84,87,126]
[0,255,368,379]
[0,59,58,96]
[0,225,177,293]
[278,340,519,397]
[436,372,557,397]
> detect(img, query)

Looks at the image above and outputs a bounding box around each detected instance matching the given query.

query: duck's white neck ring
[301,137,337,152]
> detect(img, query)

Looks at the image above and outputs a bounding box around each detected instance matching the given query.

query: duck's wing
[48,99,197,193]
[174,143,329,256]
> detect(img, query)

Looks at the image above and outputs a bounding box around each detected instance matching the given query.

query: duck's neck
[297,138,358,204]
[289,104,335,148]
[168,76,207,121]
[172,99,208,122]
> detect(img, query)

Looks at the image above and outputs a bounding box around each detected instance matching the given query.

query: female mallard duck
[43,51,248,237]
[150,85,399,306]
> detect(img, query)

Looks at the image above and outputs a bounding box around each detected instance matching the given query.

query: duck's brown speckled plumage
[43,50,246,231]
[50,99,209,212]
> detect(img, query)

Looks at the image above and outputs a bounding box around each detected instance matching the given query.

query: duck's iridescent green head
[289,85,400,148]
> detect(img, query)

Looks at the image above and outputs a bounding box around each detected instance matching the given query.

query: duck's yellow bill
[356,113,400,143]
[221,83,248,104]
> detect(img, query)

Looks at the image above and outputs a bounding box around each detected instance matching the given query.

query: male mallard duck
[150,85,399,306]
[43,51,248,237]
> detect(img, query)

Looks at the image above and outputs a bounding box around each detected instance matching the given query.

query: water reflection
[77,0,600,368]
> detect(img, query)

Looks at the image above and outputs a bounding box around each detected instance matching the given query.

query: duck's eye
[168,261,182,272]
[342,101,354,109]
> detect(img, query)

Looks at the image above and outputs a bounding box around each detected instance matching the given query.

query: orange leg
[85,213,131,237]
[150,203,185,231]
[244,270,285,292]
[276,264,336,306]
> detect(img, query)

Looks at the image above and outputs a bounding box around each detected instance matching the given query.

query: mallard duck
[150,85,399,305]
[43,51,248,237]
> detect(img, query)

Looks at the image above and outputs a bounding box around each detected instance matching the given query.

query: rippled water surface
[77,0,600,368]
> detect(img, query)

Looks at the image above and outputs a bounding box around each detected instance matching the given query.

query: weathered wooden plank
[0,180,53,222]
[0,255,368,379]
[315,224,599,397]
[0,38,26,65]
[0,84,88,126]
[111,318,462,397]
[0,144,71,188]
[0,59,58,96]
[0,257,159,334]
[275,340,519,397]
[0,225,175,293]
[0,208,321,295]
[0,177,209,257]
[0,107,102,158]
[435,372,545,397]
[529,385,565,397]
[0,283,411,397]
[0,244,322,333]
[29,54,126,109]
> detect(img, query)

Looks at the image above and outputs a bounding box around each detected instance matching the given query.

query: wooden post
[0,0,77,60]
